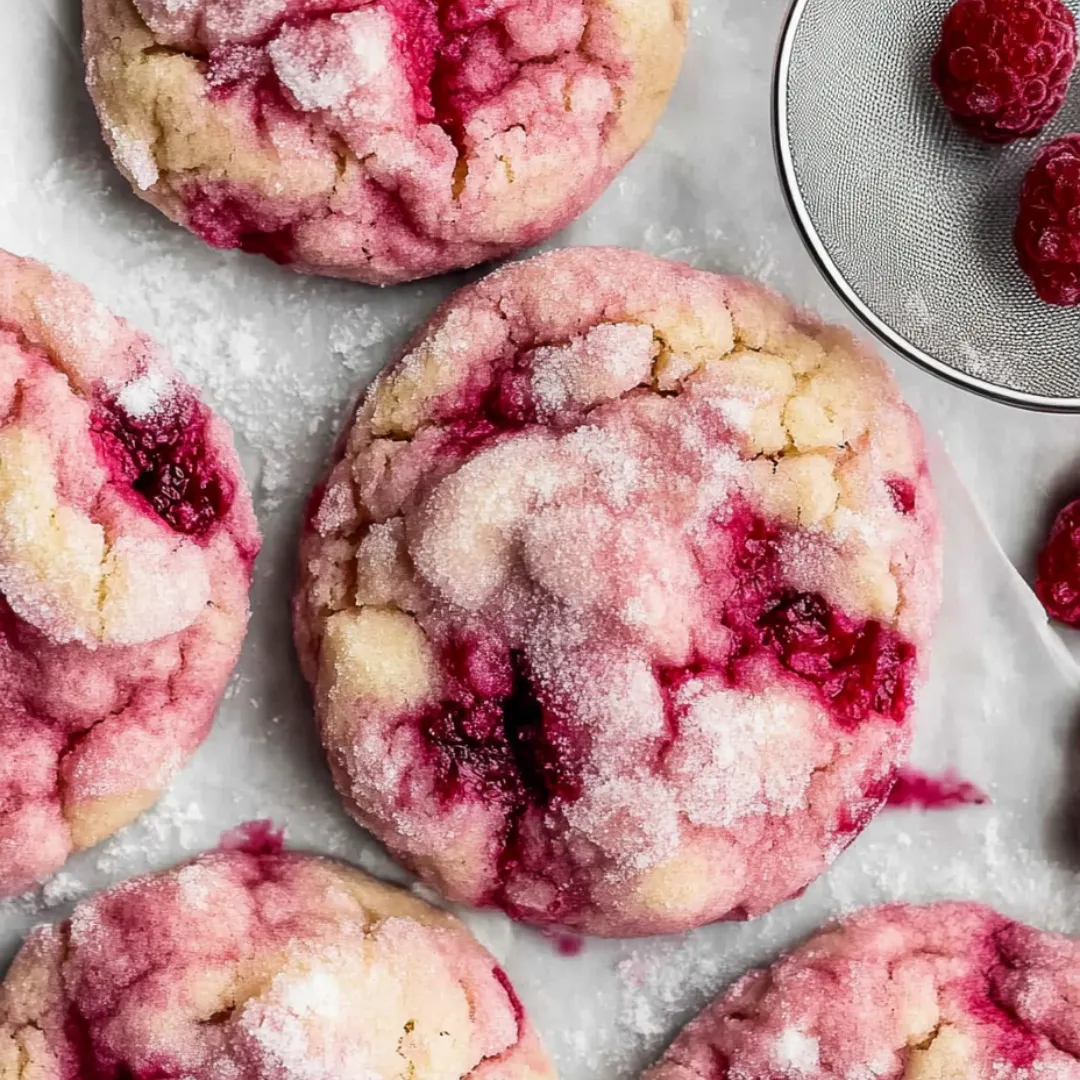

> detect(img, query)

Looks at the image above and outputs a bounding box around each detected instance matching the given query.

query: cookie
[0,847,553,1080]
[294,247,941,936]
[0,250,259,897]
[642,902,1080,1080]
[82,0,687,284]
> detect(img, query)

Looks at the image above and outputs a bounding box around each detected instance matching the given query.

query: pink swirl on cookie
[0,250,260,897]
[0,850,553,1080]
[642,902,1080,1080]
[294,248,941,937]
[82,0,687,284]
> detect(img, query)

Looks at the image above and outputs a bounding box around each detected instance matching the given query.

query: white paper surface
[5,2,1080,1079]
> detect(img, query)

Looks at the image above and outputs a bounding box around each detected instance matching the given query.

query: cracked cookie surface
[641,902,1080,1080]
[82,0,687,285]
[0,848,554,1080]
[293,248,941,937]
[0,250,260,898]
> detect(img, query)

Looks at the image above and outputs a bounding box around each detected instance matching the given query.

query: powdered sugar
[106,122,159,190]
[667,683,821,829]
[531,322,655,416]
[239,960,361,1080]
[94,793,206,877]
[773,1029,820,1073]
[115,365,172,417]
[268,10,396,115]
[40,872,87,908]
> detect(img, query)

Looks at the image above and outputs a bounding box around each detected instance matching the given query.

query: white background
[4,1,1080,1078]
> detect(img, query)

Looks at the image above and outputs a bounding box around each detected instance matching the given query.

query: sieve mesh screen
[776,0,1080,406]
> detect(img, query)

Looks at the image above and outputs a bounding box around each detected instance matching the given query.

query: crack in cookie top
[0,250,260,898]
[81,0,687,284]
[0,850,555,1080]
[294,247,941,937]
[641,902,1080,1080]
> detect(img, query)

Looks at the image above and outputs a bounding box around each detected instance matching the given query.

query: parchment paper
[4,1,1080,1078]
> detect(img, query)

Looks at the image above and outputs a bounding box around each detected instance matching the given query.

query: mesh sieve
[774,0,1080,409]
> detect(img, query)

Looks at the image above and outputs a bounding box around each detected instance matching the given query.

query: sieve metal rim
[771,0,1080,413]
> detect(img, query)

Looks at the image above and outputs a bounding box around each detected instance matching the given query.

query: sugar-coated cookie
[642,902,1080,1080]
[0,250,259,897]
[83,0,687,284]
[0,847,553,1080]
[295,247,941,936]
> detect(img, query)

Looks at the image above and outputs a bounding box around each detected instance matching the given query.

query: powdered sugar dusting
[774,1028,820,1073]
[94,793,206,876]
[40,872,87,909]
[667,683,822,829]
[115,365,173,417]
[531,323,655,417]
[106,122,159,190]
[268,9,396,115]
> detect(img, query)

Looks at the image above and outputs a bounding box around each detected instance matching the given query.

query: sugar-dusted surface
[0,849,554,1080]
[0,251,260,898]
[6,0,1080,1078]
[642,902,1080,1080]
[295,248,942,936]
[81,0,686,284]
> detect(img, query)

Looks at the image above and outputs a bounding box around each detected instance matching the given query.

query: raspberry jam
[91,390,234,537]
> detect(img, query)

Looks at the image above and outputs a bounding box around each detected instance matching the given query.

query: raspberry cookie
[0,848,553,1080]
[642,902,1080,1080]
[0,251,259,897]
[294,248,941,937]
[82,0,687,285]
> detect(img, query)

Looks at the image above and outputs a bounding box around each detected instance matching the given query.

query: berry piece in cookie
[294,247,941,937]
[932,0,1077,142]
[82,0,687,285]
[0,848,553,1080]
[0,250,259,897]
[641,902,1080,1080]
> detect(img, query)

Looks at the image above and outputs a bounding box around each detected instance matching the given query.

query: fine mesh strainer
[774,0,1080,409]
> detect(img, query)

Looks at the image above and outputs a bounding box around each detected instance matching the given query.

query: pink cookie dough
[293,247,941,937]
[642,902,1080,1080]
[82,0,688,285]
[0,848,554,1080]
[0,250,260,898]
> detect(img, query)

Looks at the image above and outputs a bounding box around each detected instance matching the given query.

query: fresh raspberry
[1036,496,1080,624]
[932,0,1077,142]
[1015,134,1080,305]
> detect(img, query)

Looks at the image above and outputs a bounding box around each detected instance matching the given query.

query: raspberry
[1014,134,1080,305]
[758,590,916,726]
[91,392,235,537]
[422,642,582,809]
[886,476,917,515]
[1036,496,1080,623]
[932,0,1077,142]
